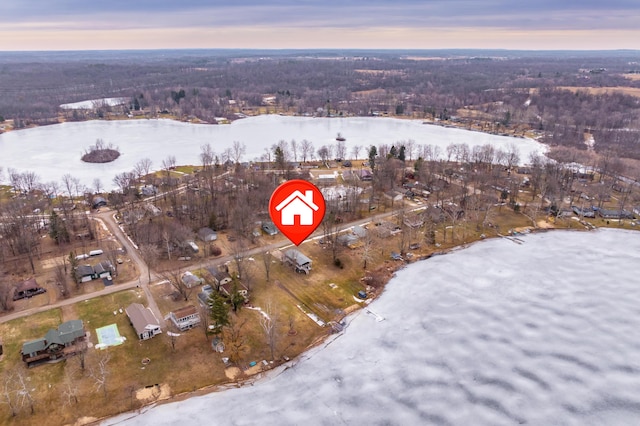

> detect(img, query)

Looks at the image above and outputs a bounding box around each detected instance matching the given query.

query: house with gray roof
[21,319,86,367]
[125,303,162,340]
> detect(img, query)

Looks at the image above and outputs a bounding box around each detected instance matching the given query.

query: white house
[169,305,201,331]
[276,190,319,226]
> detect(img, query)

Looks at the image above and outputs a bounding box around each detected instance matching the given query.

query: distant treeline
[1,50,639,158]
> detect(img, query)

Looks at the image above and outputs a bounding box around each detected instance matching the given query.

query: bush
[333,258,343,268]
[210,245,222,256]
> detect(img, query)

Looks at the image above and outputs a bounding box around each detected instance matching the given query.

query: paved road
[0,203,412,325]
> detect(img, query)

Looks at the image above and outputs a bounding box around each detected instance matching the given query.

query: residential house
[283,249,312,274]
[181,271,203,288]
[168,305,201,331]
[219,281,248,302]
[75,265,95,283]
[21,319,86,367]
[598,209,634,220]
[125,303,162,340]
[275,190,319,226]
[206,267,232,287]
[93,260,114,279]
[571,205,595,218]
[197,227,218,242]
[13,277,46,301]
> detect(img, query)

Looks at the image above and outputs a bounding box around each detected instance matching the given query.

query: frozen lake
[106,229,640,426]
[0,116,545,189]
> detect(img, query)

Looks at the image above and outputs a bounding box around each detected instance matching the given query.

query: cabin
[125,303,162,340]
[169,305,201,331]
[13,277,47,301]
[283,249,312,274]
[21,320,86,367]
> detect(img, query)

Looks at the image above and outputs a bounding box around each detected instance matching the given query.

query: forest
[1,49,640,159]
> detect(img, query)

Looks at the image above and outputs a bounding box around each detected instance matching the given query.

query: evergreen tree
[368,145,377,171]
[208,291,229,336]
[229,281,245,313]
[398,145,406,162]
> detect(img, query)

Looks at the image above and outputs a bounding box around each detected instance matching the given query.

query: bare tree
[300,139,313,163]
[351,144,362,161]
[290,139,298,163]
[138,244,160,284]
[133,158,153,179]
[54,260,71,299]
[260,299,279,360]
[93,178,103,194]
[335,139,347,161]
[198,303,211,343]
[15,367,35,415]
[88,350,111,399]
[0,370,17,417]
[200,143,215,170]
[262,251,272,282]
[232,140,246,164]
[62,369,79,406]
[161,269,192,302]
[224,317,248,363]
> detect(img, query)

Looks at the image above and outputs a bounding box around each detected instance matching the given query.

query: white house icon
[275,190,319,226]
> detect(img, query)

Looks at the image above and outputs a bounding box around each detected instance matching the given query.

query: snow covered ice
[106,229,640,426]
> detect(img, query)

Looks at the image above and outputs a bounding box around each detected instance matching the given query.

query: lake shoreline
[101,225,603,425]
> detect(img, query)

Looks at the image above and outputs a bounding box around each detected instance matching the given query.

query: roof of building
[15,277,39,293]
[284,249,312,265]
[172,305,198,319]
[22,319,85,355]
[76,265,95,276]
[125,303,160,335]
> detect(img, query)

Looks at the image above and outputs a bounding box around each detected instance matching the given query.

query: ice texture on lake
[0,116,545,189]
[106,229,640,426]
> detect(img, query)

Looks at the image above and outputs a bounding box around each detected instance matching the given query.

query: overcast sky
[1,1,640,51]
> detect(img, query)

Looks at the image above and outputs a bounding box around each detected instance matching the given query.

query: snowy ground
[60,97,127,109]
[0,115,545,189]
[105,229,640,426]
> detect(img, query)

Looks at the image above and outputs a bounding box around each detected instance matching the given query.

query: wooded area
[1,50,639,158]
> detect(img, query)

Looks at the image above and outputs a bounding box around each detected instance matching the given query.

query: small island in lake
[81,138,121,163]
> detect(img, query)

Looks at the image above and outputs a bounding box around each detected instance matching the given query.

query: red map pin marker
[269,179,326,246]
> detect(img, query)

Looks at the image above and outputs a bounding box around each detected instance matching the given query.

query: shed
[125,303,162,340]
